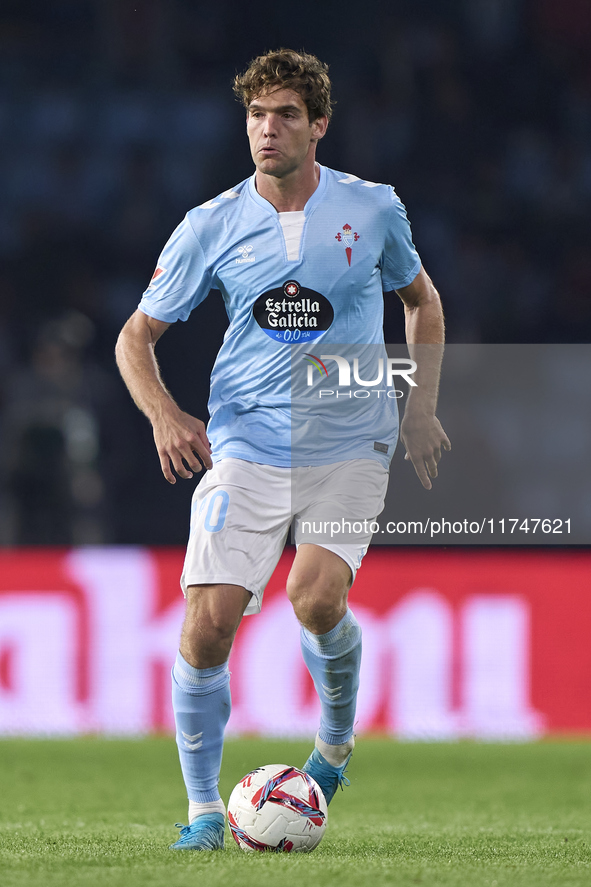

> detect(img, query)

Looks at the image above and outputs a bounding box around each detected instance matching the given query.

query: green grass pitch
[1,737,591,886]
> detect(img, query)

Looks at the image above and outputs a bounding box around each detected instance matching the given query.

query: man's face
[246,87,327,178]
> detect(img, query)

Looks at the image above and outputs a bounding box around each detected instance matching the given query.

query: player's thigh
[287,543,351,608]
[181,459,292,615]
[288,543,351,596]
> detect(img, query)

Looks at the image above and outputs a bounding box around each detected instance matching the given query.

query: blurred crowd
[1,0,590,544]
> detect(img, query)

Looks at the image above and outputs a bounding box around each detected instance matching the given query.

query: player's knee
[292,596,346,634]
[287,575,347,633]
[182,588,244,659]
[180,617,236,666]
[287,565,345,606]
[184,608,237,646]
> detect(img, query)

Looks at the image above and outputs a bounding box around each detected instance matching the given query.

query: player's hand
[152,406,213,484]
[400,411,451,490]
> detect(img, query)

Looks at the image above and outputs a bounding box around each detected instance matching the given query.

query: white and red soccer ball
[228,764,328,852]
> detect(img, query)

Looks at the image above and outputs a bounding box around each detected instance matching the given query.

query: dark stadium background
[0,0,590,546]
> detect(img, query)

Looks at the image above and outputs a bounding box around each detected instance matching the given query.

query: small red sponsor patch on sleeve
[149,266,166,285]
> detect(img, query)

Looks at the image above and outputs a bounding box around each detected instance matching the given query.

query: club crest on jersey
[236,244,256,264]
[148,265,166,287]
[335,224,359,266]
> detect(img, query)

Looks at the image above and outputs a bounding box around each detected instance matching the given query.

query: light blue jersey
[138,165,421,467]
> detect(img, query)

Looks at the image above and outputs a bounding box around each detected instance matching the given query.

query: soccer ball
[228,764,328,852]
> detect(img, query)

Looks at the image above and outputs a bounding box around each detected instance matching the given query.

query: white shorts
[181,458,389,615]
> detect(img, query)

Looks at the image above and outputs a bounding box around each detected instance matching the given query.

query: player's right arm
[115,310,212,484]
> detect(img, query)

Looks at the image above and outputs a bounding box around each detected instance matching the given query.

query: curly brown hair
[233,48,334,122]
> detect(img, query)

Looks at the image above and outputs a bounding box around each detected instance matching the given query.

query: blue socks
[171,652,231,804]
[172,610,360,810]
[300,609,362,746]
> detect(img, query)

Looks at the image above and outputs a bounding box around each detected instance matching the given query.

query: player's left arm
[394,266,451,490]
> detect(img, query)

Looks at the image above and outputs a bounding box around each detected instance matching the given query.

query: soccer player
[115,48,450,850]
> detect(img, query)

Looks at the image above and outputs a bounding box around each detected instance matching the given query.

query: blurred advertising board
[0,547,589,738]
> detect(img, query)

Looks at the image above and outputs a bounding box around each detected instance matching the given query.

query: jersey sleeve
[138,215,213,322]
[380,188,422,292]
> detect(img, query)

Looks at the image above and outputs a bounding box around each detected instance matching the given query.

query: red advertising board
[0,547,589,737]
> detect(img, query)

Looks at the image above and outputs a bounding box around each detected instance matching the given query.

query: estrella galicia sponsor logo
[236,244,255,264]
[253,280,334,343]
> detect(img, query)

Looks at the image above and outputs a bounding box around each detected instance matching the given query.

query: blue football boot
[302,746,352,805]
[169,812,225,850]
